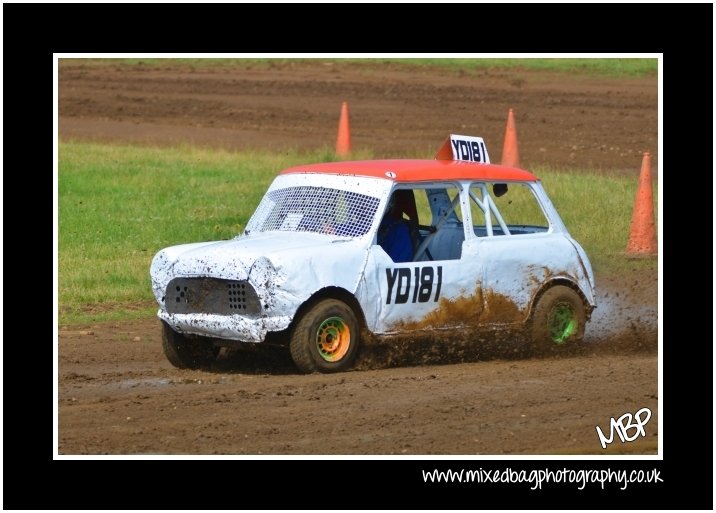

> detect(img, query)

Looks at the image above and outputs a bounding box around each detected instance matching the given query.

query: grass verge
[60,57,657,78]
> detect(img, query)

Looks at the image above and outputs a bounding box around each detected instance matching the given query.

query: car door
[359,183,485,334]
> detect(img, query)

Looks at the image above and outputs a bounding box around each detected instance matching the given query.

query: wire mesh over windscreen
[246,186,381,238]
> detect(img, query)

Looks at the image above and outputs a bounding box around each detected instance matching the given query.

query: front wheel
[161,321,219,369]
[289,299,360,373]
[530,285,586,353]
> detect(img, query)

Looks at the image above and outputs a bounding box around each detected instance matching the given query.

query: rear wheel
[290,299,360,373]
[161,321,219,369]
[530,285,586,353]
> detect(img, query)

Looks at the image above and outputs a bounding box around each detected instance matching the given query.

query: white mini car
[151,135,595,373]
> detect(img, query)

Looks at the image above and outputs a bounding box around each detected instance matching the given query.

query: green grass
[350,58,657,77]
[61,57,657,78]
[58,142,657,325]
[534,167,658,273]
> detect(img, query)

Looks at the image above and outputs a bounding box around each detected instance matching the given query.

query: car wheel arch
[527,278,593,324]
[291,286,368,334]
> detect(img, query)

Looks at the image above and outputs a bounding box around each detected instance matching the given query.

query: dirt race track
[58,60,659,455]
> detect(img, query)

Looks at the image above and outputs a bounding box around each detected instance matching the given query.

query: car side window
[469,182,549,236]
[377,186,464,262]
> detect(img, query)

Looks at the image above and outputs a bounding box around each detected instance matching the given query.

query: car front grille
[165,277,261,316]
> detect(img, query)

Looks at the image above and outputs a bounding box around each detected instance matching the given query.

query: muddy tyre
[290,299,360,373]
[530,285,586,352]
[161,321,219,369]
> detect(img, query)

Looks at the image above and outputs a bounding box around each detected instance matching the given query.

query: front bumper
[158,310,293,343]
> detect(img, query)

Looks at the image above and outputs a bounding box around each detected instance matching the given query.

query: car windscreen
[245,186,380,238]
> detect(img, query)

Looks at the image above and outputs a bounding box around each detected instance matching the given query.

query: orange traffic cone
[625,152,657,255]
[336,101,351,157]
[501,108,520,168]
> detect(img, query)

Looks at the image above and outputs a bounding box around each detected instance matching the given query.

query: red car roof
[280,159,538,183]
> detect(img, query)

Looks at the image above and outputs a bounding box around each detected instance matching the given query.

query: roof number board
[449,134,490,164]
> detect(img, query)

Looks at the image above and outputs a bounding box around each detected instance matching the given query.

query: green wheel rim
[548,303,576,344]
[315,317,351,362]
